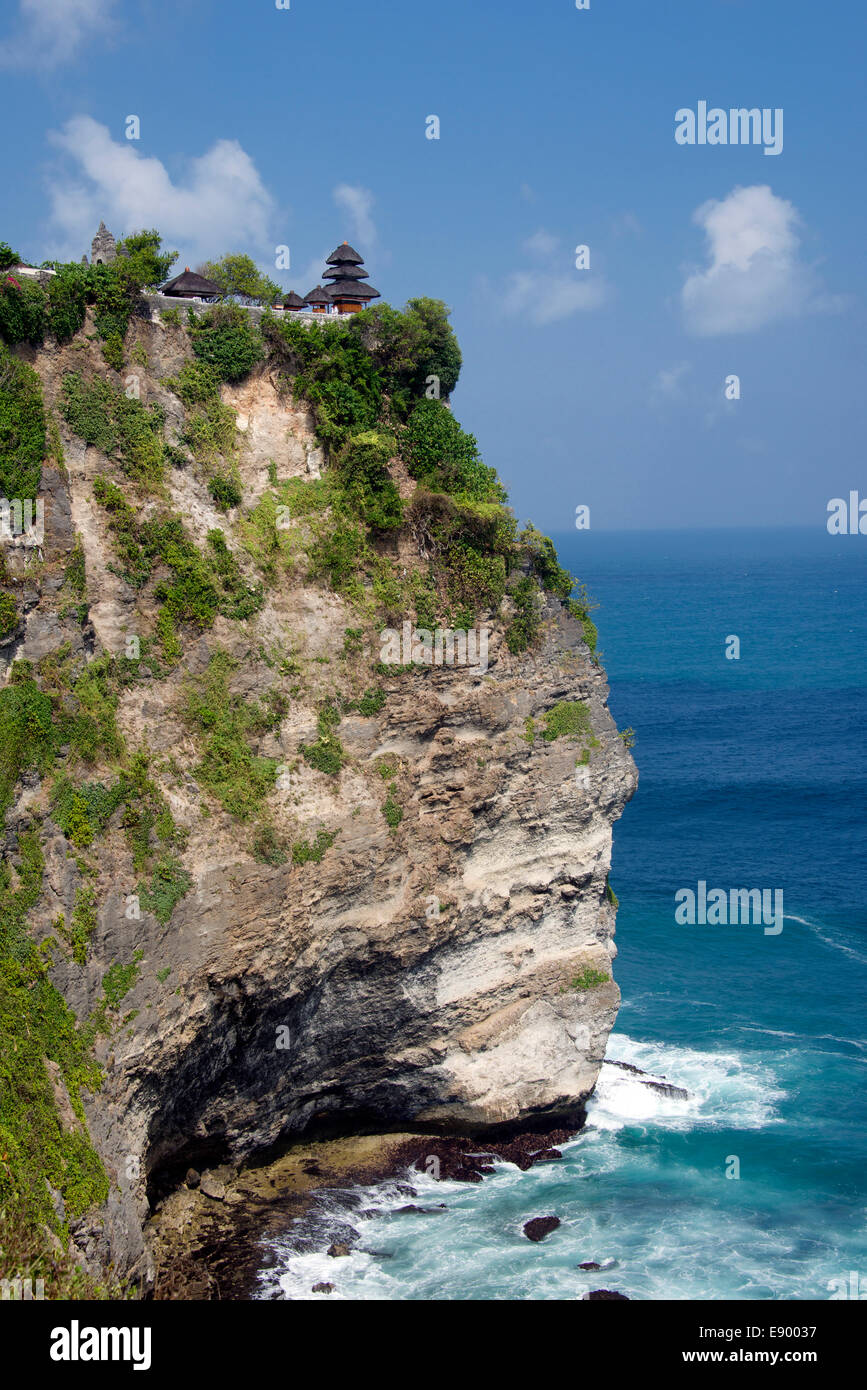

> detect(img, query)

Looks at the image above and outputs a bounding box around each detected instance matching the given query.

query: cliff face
[2,306,636,1286]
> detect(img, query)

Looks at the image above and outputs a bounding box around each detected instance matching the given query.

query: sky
[1,0,864,532]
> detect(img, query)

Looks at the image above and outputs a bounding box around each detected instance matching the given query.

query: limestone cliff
[0,300,636,1289]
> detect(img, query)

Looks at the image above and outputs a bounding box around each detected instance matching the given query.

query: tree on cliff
[116,230,178,289]
[196,253,282,307]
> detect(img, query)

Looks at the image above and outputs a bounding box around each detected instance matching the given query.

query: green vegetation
[0,678,55,815]
[382,788,403,829]
[620,727,636,749]
[61,373,165,485]
[0,829,109,1237]
[570,966,610,991]
[523,716,535,744]
[183,650,282,818]
[51,776,127,849]
[0,231,176,352]
[291,829,337,866]
[209,474,242,510]
[101,951,144,1010]
[335,430,402,530]
[0,590,17,639]
[542,700,593,743]
[399,399,505,503]
[251,825,288,866]
[138,854,192,925]
[506,576,540,653]
[197,252,281,307]
[60,883,98,966]
[189,302,264,382]
[299,702,345,776]
[0,342,46,499]
[352,687,386,717]
[605,881,619,908]
[92,476,263,627]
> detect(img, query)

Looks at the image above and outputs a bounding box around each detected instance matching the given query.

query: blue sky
[1,0,864,531]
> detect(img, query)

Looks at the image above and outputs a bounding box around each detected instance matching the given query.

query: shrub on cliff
[61,373,165,485]
[0,274,45,346]
[356,296,462,418]
[0,831,109,1234]
[0,680,55,813]
[0,344,46,498]
[189,302,264,382]
[400,399,506,504]
[335,430,402,531]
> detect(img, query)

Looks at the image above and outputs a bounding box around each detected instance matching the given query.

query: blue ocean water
[259,528,867,1301]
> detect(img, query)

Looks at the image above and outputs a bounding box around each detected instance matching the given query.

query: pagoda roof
[325,242,364,265]
[304,285,334,303]
[282,291,307,308]
[323,263,369,281]
[162,268,221,295]
[326,279,381,301]
[162,268,222,296]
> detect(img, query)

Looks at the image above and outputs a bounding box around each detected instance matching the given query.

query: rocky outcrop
[4,312,637,1288]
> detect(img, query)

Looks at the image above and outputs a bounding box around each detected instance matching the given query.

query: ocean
[256,527,867,1301]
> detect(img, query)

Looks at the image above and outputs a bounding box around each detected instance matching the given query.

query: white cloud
[502,271,606,325]
[523,229,559,258]
[681,185,841,335]
[496,228,607,325]
[0,0,116,70]
[45,116,274,267]
[333,184,377,249]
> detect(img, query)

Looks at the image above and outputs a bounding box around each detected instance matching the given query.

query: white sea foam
[585,1033,785,1133]
[785,913,867,966]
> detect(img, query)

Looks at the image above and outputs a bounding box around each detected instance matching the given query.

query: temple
[320,242,380,313]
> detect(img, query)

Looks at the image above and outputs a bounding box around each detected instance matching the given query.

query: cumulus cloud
[0,0,116,70]
[681,185,842,335]
[333,184,377,248]
[45,116,274,267]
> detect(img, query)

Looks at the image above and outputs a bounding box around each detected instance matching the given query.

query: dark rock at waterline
[583,1289,629,1300]
[328,1242,352,1257]
[390,1128,572,1186]
[579,1261,602,1271]
[394,1204,448,1215]
[394,1183,417,1197]
[523,1216,561,1242]
[643,1079,689,1100]
[312,1281,335,1294]
[605,1059,689,1100]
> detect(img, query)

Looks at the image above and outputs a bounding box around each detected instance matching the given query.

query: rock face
[4,311,637,1288]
